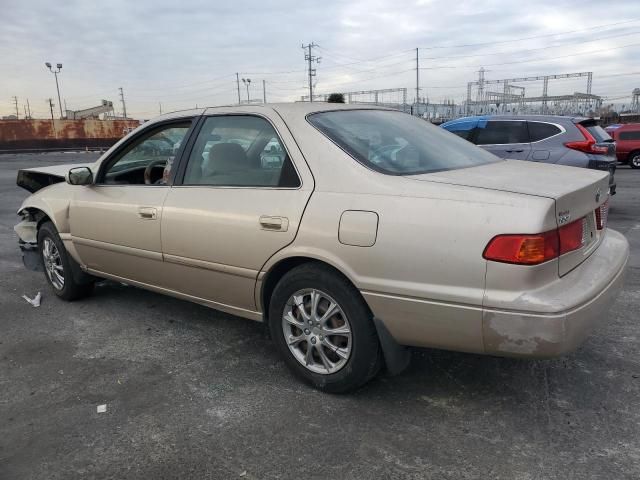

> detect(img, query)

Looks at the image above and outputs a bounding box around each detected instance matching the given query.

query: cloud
[1,0,639,117]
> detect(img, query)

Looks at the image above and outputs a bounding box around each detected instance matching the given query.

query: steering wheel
[144,159,167,185]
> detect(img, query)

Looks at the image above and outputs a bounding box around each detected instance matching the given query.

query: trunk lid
[407,159,610,276]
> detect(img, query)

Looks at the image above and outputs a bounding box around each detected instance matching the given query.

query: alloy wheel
[632,154,640,168]
[282,289,352,374]
[42,237,64,290]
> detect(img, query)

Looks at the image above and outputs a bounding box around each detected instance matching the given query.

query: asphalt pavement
[1,152,639,479]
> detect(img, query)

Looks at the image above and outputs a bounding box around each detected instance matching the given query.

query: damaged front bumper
[14,218,42,272]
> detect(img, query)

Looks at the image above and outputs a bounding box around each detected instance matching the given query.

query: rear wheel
[37,222,94,301]
[629,151,640,169]
[269,263,382,393]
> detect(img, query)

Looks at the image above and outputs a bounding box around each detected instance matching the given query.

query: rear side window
[528,122,562,142]
[619,131,640,141]
[308,110,500,175]
[475,121,529,145]
[182,115,300,188]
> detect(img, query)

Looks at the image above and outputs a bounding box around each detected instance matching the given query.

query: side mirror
[66,167,93,186]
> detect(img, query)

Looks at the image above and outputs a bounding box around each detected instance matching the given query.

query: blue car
[441,115,617,194]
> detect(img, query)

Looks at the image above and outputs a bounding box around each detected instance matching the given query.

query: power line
[417,18,640,50]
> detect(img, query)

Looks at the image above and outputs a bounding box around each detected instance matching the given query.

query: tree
[327,93,345,103]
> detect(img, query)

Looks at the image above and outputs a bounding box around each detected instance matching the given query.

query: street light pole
[45,62,64,118]
[242,78,251,103]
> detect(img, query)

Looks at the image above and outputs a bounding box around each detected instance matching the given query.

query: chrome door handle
[138,207,157,220]
[259,215,288,232]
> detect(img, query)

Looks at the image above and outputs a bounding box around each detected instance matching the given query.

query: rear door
[474,120,531,160]
[160,108,314,314]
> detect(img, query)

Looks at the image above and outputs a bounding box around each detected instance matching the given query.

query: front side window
[183,115,299,187]
[100,123,191,185]
[308,110,499,175]
[474,121,529,145]
[619,130,640,141]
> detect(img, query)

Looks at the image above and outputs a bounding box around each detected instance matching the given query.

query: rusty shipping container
[0,119,141,152]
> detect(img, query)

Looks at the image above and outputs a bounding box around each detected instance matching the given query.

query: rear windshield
[307,110,500,175]
[582,123,612,143]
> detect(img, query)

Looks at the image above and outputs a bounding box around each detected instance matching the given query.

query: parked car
[441,115,617,194]
[605,123,640,168]
[15,104,628,392]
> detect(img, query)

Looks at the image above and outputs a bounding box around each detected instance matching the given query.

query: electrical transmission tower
[119,87,127,118]
[302,42,321,102]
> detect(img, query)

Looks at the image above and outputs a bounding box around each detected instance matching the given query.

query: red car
[606,123,640,169]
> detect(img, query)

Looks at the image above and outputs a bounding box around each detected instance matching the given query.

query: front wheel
[37,222,94,301]
[268,263,382,393]
[629,152,640,169]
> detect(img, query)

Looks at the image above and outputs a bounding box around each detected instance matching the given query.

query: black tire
[628,151,640,169]
[268,263,382,393]
[37,221,94,301]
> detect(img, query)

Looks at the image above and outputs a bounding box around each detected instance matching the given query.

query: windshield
[308,110,500,175]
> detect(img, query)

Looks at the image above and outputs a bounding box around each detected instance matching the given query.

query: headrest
[203,142,249,176]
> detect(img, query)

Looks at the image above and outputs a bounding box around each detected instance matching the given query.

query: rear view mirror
[66,167,93,186]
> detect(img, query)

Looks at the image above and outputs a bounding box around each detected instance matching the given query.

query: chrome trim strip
[86,268,263,321]
[163,253,258,279]
[71,236,162,261]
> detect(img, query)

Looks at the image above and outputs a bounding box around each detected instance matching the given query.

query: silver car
[15,104,629,392]
[441,115,617,195]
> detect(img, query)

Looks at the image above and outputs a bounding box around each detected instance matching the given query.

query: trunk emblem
[558,210,571,225]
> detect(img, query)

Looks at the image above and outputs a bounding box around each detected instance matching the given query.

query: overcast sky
[1,0,639,119]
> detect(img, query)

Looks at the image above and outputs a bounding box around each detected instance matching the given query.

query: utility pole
[415,47,420,115]
[12,96,19,118]
[302,42,320,102]
[263,79,266,103]
[236,73,241,105]
[47,98,55,120]
[159,102,162,114]
[119,87,127,119]
[26,98,31,118]
[45,62,63,118]
[242,78,251,103]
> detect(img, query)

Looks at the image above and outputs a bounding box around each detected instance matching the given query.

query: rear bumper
[363,229,629,358]
[483,229,629,357]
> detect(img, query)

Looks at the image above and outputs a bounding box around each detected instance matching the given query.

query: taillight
[595,198,609,230]
[565,124,609,155]
[558,218,587,254]
[484,218,586,265]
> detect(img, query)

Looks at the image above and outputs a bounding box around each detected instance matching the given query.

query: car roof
[442,114,590,127]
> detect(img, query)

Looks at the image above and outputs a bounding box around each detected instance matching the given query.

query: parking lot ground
[1,152,639,480]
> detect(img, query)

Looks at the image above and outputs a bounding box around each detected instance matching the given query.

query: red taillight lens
[484,217,586,265]
[595,199,609,230]
[564,124,609,155]
[558,218,586,255]
[483,231,559,265]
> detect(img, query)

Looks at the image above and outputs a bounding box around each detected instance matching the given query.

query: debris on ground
[22,292,41,307]
[239,471,247,477]
[97,404,107,413]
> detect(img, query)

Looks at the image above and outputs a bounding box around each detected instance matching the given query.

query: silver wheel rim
[282,289,352,375]
[42,237,64,290]
[632,155,640,168]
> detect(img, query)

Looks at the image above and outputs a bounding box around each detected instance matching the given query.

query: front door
[160,109,314,316]
[475,120,531,160]
[69,120,193,285]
